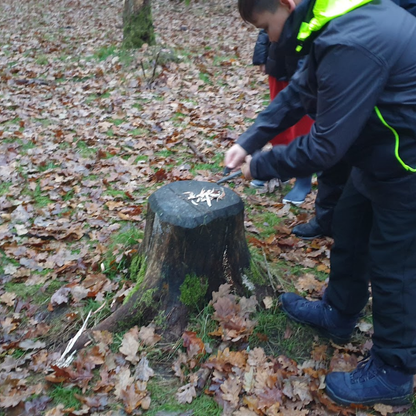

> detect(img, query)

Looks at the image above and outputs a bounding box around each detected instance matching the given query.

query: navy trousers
[326,179,416,373]
[315,159,351,236]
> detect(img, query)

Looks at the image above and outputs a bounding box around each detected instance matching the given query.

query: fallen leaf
[138,325,161,347]
[176,383,196,404]
[119,326,140,364]
[263,296,273,309]
[0,292,16,307]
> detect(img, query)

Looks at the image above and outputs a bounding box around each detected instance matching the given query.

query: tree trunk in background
[123,0,155,49]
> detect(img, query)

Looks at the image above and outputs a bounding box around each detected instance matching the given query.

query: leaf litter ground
[0,0,415,415]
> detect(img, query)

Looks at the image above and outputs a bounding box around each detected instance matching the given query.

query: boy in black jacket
[252,31,314,207]
[226,0,416,406]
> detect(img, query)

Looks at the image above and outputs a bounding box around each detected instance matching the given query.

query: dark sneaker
[326,353,414,406]
[292,217,326,239]
[279,292,358,344]
[250,179,266,189]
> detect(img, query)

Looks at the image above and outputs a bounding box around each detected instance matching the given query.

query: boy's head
[238,0,297,42]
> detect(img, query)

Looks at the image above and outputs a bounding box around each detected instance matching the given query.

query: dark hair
[238,0,279,24]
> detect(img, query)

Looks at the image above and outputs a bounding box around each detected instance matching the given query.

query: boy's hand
[259,64,266,74]
[224,144,248,170]
[242,155,253,180]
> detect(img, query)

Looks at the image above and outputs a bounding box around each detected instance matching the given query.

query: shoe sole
[278,295,351,344]
[325,385,413,407]
[282,198,304,206]
[292,233,323,240]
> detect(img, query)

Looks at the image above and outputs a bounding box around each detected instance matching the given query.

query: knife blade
[216,169,242,184]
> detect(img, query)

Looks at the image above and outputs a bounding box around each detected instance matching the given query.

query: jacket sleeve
[393,0,416,17]
[236,68,309,155]
[252,30,270,66]
[250,44,388,181]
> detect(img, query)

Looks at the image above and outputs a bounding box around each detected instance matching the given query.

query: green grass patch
[5,279,64,305]
[37,161,60,172]
[155,149,174,158]
[92,45,134,66]
[20,140,36,154]
[102,226,144,280]
[187,304,217,345]
[198,72,211,85]
[0,182,11,196]
[35,55,49,65]
[93,45,117,61]
[76,140,97,158]
[109,118,125,126]
[48,384,82,410]
[103,189,128,199]
[249,306,315,361]
[130,128,149,136]
[134,155,149,163]
[254,211,283,238]
[33,183,54,207]
[146,377,221,416]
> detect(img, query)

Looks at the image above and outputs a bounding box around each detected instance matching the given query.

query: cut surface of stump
[70,180,250,351]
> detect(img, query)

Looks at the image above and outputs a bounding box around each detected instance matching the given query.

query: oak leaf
[176,383,196,404]
[233,408,257,416]
[120,383,146,414]
[114,367,134,399]
[138,325,161,347]
[135,356,154,382]
[0,292,16,307]
[119,326,140,364]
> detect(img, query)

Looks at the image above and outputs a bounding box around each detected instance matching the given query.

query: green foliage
[179,274,209,311]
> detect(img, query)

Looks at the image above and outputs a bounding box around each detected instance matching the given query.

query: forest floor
[0,0,414,415]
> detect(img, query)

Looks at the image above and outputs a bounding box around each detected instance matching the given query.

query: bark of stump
[70,180,250,351]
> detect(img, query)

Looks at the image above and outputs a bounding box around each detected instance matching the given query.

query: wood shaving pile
[183,188,226,207]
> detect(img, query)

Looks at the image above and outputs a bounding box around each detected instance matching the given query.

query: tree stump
[71,180,250,351]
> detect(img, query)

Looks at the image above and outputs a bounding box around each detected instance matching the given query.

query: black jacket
[239,0,416,210]
[252,30,300,81]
